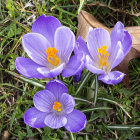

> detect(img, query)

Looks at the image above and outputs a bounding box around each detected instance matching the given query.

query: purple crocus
[75,22,132,85]
[73,72,82,83]
[15,15,84,78]
[24,79,87,132]
[73,39,87,83]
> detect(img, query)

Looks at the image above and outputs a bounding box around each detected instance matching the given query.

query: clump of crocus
[24,79,87,132]
[15,15,84,79]
[75,22,132,85]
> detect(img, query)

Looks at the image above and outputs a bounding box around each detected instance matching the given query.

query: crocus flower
[75,22,132,85]
[72,38,87,83]
[73,72,82,83]
[15,15,84,78]
[24,79,87,132]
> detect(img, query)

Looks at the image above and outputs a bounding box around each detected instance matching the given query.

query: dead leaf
[125,26,140,52]
[2,130,10,140]
[76,10,108,41]
[77,10,140,87]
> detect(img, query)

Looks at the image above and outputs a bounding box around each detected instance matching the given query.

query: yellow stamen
[53,101,62,112]
[98,45,109,68]
[46,47,60,66]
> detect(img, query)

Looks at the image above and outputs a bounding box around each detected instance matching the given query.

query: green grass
[0,0,140,139]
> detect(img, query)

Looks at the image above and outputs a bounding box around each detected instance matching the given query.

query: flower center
[98,45,109,68]
[53,101,62,112]
[46,47,60,66]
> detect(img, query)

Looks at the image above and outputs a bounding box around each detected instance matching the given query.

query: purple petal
[98,71,125,85]
[87,28,111,62]
[74,36,90,57]
[111,21,124,48]
[73,72,82,83]
[111,42,124,69]
[22,33,51,66]
[24,107,47,128]
[33,90,56,112]
[121,30,132,57]
[110,22,132,62]
[15,57,45,79]
[60,93,75,114]
[45,79,68,101]
[37,63,65,78]
[108,41,120,65]
[65,109,87,133]
[85,55,104,74]
[32,15,61,46]
[54,27,75,63]
[61,52,84,77]
[44,112,67,129]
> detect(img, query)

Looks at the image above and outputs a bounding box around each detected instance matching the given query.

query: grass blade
[98,97,132,119]
[75,71,91,95]
[93,75,98,106]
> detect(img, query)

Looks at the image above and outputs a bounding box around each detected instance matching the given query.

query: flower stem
[85,134,89,140]
[87,77,95,100]
[93,75,98,106]
[69,132,75,140]
[36,128,43,134]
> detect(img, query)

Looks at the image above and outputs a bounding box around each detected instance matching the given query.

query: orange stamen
[46,47,60,66]
[98,45,109,68]
[53,101,62,112]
